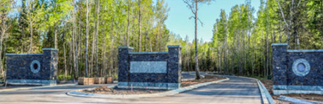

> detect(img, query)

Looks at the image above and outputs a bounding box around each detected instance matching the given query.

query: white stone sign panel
[130,61,167,73]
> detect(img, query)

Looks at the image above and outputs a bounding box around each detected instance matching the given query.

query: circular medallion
[292,59,310,77]
[30,60,41,73]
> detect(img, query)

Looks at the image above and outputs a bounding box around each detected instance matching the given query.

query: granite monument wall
[6,48,58,85]
[118,45,182,89]
[272,43,323,95]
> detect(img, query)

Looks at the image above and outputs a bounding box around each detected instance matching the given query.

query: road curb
[0,83,77,92]
[66,77,230,99]
[257,79,275,104]
[278,95,323,104]
[237,76,275,104]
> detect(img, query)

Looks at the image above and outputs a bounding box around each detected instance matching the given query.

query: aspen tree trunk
[238,30,241,75]
[69,42,73,78]
[127,0,130,47]
[110,26,114,76]
[78,10,82,78]
[85,0,89,77]
[71,0,76,79]
[158,27,162,51]
[145,32,147,51]
[149,37,152,52]
[64,42,67,80]
[91,23,95,77]
[55,29,57,49]
[109,14,114,76]
[103,31,107,77]
[73,2,79,79]
[96,0,100,77]
[194,1,201,79]
[266,7,269,78]
[29,22,33,53]
[279,21,281,43]
[138,0,141,52]
[155,27,158,51]
[91,1,95,77]
[0,26,5,77]
[242,31,245,76]
[262,31,265,77]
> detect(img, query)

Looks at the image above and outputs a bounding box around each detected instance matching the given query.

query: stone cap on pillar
[42,48,59,51]
[271,43,288,47]
[117,46,134,50]
[167,45,182,48]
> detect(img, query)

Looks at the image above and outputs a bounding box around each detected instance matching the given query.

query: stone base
[273,90,323,95]
[273,85,323,95]
[118,82,180,90]
[6,79,57,86]
[273,85,323,90]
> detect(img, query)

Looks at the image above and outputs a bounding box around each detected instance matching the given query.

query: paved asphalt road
[0,75,262,104]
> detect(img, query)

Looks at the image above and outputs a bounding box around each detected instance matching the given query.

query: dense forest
[0,0,322,80]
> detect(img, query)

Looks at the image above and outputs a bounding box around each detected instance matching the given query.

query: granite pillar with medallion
[272,43,323,95]
[6,48,58,85]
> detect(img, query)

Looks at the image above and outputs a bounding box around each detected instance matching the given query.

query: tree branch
[297,0,301,7]
[183,0,196,14]
[275,0,289,28]
[189,16,194,20]
[198,18,203,27]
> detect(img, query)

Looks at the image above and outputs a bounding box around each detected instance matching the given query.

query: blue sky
[163,0,261,42]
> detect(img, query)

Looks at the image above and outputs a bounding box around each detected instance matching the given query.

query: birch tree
[183,0,214,79]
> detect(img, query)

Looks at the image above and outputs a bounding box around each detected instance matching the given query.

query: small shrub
[57,74,72,81]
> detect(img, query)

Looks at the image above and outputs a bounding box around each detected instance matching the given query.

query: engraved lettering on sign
[130,61,167,73]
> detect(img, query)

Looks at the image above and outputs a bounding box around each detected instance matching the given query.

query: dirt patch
[82,86,167,95]
[282,94,323,101]
[181,75,225,87]
[259,79,274,95]
[259,79,323,103]
[82,75,225,95]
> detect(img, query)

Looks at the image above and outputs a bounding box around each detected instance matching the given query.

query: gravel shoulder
[259,79,323,103]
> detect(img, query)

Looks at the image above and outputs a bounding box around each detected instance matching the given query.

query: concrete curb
[236,76,275,104]
[257,79,275,104]
[278,95,323,104]
[0,83,77,92]
[66,77,230,99]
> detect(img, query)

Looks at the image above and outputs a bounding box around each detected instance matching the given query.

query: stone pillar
[117,46,133,87]
[167,45,182,89]
[271,43,288,91]
[42,48,59,85]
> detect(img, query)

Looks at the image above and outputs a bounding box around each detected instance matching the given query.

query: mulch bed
[82,86,168,95]
[181,75,225,87]
[82,75,225,95]
[259,79,323,102]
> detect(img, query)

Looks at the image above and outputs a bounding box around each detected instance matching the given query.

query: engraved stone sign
[130,61,167,73]
[118,45,182,89]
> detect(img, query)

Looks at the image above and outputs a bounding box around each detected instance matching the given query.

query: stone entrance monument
[6,48,58,85]
[118,45,182,89]
[272,43,323,95]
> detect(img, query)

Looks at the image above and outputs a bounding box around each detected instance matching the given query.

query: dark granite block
[6,48,58,85]
[118,45,182,89]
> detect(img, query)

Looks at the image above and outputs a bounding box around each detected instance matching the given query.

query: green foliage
[57,74,72,80]
[0,0,172,79]
[1,0,323,79]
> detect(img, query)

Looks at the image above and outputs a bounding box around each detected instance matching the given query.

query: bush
[57,74,72,80]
